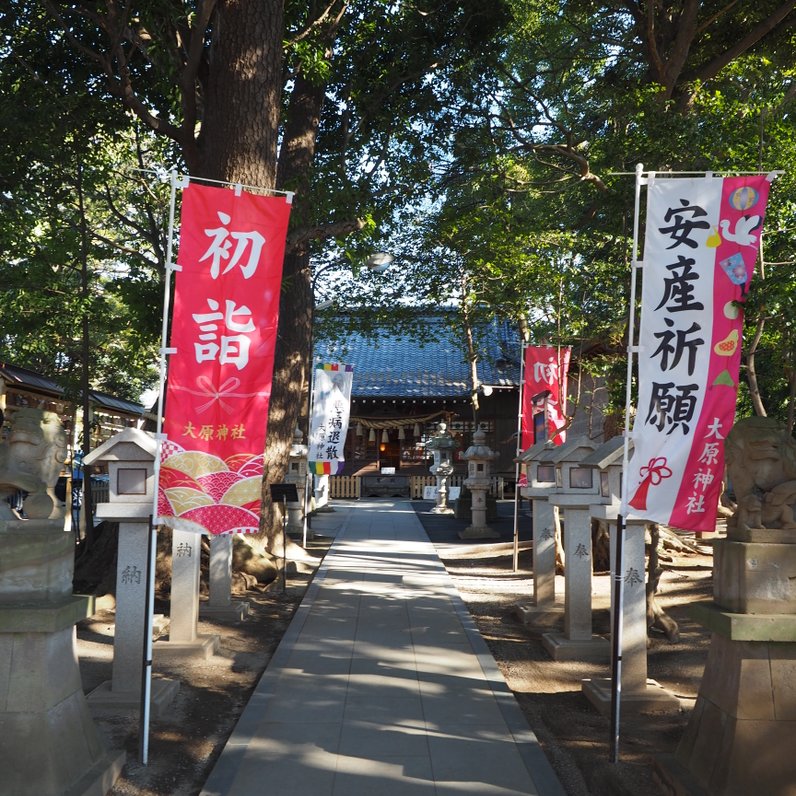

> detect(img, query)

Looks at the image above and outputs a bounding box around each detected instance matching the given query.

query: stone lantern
[542,436,610,661]
[427,421,456,515]
[285,426,309,535]
[518,440,558,616]
[580,436,679,714]
[83,428,180,713]
[460,424,499,539]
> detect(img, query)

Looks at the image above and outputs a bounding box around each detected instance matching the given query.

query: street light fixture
[364,251,394,273]
[311,251,394,307]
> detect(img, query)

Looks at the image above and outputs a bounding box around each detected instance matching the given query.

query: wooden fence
[329,474,506,500]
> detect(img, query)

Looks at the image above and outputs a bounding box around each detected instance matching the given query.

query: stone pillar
[155,529,219,660]
[582,518,679,714]
[83,427,182,711]
[200,534,249,621]
[431,461,455,515]
[532,497,557,609]
[542,502,609,661]
[516,440,561,625]
[88,521,179,715]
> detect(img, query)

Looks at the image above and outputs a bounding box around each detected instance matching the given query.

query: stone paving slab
[201,499,565,796]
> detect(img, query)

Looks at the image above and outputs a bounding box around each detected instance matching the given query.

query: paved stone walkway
[201,499,565,796]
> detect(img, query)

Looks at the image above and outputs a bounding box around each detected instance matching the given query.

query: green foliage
[2,0,795,426]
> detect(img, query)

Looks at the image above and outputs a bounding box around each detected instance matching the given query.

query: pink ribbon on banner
[628,457,672,511]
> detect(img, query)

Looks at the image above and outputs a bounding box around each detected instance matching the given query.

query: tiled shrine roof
[314,314,521,400]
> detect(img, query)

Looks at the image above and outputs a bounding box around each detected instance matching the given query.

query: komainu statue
[725,416,796,533]
[0,408,68,520]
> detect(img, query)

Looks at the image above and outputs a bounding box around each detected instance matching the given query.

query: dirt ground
[76,503,714,796]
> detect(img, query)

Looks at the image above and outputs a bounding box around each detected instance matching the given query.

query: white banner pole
[611,162,646,763]
[141,168,181,765]
[512,343,527,573]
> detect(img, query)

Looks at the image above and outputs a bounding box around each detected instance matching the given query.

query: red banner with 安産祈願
[157,182,292,535]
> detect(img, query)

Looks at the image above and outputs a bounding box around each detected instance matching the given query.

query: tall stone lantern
[285,426,309,535]
[542,436,610,661]
[83,427,180,714]
[460,424,499,539]
[427,421,456,515]
[580,436,679,715]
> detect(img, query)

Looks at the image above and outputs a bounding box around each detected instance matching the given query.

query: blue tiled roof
[314,315,521,399]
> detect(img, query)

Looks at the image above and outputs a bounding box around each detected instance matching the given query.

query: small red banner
[521,346,571,451]
[158,183,292,534]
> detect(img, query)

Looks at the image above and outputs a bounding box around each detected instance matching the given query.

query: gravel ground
[76,501,713,795]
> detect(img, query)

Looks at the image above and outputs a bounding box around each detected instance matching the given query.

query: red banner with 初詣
[158,183,292,535]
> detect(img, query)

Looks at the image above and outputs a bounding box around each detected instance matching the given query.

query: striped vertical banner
[308,364,354,475]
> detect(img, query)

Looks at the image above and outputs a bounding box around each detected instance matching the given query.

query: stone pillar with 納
[285,425,309,534]
[460,424,500,539]
[83,428,180,715]
[201,533,251,621]
[0,408,125,795]
[155,526,220,661]
[656,417,796,796]
[516,440,562,625]
[427,421,457,515]
[541,436,611,661]
[579,436,680,714]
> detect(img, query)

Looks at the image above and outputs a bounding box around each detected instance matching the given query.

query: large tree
[21,0,508,547]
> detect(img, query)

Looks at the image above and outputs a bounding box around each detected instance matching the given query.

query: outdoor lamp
[364,252,394,273]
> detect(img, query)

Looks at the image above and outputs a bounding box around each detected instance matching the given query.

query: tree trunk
[646,523,679,642]
[198,0,284,187]
[745,313,768,417]
[257,67,328,551]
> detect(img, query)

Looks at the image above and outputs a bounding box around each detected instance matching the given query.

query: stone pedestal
[583,514,680,714]
[88,521,179,715]
[0,520,125,795]
[542,503,609,661]
[656,537,796,795]
[155,529,219,661]
[200,534,249,621]
[514,487,562,627]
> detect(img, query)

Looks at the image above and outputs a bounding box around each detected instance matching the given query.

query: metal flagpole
[512,343,526,573]
[303,355,318,548]
[141,168,182,765]
[610,162,645,763]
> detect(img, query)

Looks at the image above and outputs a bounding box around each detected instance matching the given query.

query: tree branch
[286,218,366,251]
